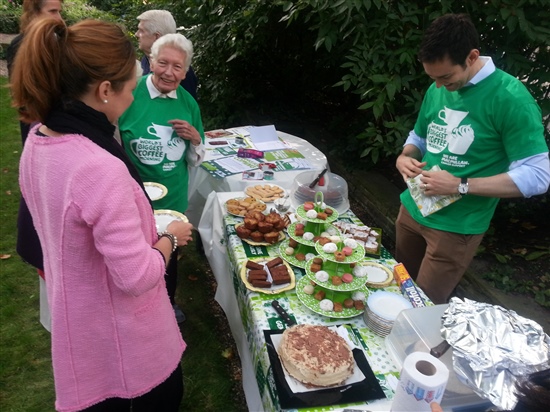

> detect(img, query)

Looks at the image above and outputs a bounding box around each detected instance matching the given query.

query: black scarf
[44,99,152,208]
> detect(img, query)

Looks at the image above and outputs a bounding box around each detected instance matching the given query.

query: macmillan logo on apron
[129,123,187,165]
[427,107,475,156]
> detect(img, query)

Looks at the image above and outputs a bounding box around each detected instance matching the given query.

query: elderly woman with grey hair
[118,33,205,324]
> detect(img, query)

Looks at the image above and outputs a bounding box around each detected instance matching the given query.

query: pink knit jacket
[19,129,186,411]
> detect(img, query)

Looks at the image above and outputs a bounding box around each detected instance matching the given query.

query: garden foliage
[4,0,549,166]
[170,0,549,165]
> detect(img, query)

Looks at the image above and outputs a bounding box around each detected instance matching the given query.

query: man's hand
[419,169,460,196]
[168,119,201,146]
[396,153,427,181]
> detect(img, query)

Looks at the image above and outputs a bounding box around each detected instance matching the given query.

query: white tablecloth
[186,131,327,226]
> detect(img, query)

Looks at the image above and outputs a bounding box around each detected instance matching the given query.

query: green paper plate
[295,205,339,223]
[295,277,369,319]
[304,256,367,291]
[278,239,316,268]
[286,222,340,246]
[315,241,365,264]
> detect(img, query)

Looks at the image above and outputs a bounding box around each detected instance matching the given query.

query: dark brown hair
[20,0,63,32]
[418,14,480,67]
[10,18,136,123]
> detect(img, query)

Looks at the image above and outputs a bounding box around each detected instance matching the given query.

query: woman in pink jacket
[11,18,192,412]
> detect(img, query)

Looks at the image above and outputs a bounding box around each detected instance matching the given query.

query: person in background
[118,33,205,324]
[11,18,192,411]
[6,0,64,332]
[395,14,550,304]
[135,9,199,100]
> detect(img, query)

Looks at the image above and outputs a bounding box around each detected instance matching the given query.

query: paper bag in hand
[406,165,461,217]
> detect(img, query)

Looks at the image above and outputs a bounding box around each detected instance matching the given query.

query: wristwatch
[458,177,469,195]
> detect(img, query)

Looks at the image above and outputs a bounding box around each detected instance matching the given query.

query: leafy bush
[0,0,21,33]
[276,0,550,164]
[0,0,117,34]
[63,0,117,26]
[144,0,549,165]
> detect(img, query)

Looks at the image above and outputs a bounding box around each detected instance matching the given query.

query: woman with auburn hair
[7,0,64,332]
[11,18,190,412]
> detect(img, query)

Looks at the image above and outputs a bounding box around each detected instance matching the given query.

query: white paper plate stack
[364,291,413,337]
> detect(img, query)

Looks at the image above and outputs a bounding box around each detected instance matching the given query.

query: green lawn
[0,77,246,411]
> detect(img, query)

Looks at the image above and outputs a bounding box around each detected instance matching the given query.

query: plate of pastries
[244,184,286,202]
[235,210,289,245]
[225,196,267,217]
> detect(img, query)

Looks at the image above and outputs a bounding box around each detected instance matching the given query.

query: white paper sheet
[249,125,291,151]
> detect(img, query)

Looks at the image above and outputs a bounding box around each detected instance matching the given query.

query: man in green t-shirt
[395,14,550,304]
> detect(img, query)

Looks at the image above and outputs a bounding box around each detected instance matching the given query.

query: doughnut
[334,251,345,262]
[331,276,343,286]
[343,298,354,308]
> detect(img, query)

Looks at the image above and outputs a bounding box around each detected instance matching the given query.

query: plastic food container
[385,305,494,411]
[290,171,349,213]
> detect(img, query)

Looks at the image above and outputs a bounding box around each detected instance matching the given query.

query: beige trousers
[395,205,484,304]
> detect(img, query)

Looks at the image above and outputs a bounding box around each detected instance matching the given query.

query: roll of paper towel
[391,351,449,411]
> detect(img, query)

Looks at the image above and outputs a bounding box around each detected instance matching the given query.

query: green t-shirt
[119,75,205,213]
[401,68,547,234]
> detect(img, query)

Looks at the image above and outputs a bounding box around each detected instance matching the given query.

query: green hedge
[0,0,20,34]
[160,0,549,166]
[0,0,117,34]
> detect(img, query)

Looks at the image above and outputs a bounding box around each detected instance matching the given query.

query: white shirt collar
[467,56,495,86]
[146,74,178,99]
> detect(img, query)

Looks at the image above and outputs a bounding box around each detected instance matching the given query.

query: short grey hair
[151,33,194,72]
[137,10,176,36]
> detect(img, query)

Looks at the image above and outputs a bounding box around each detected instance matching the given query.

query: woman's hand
[168,119,201,146]
[167,220,194,247]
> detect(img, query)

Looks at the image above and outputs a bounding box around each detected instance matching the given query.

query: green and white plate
[295,205,339,223]
[304,256,367,291]
[315,241,365,264]
[278,239,316,269]
[295,277,368,319]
